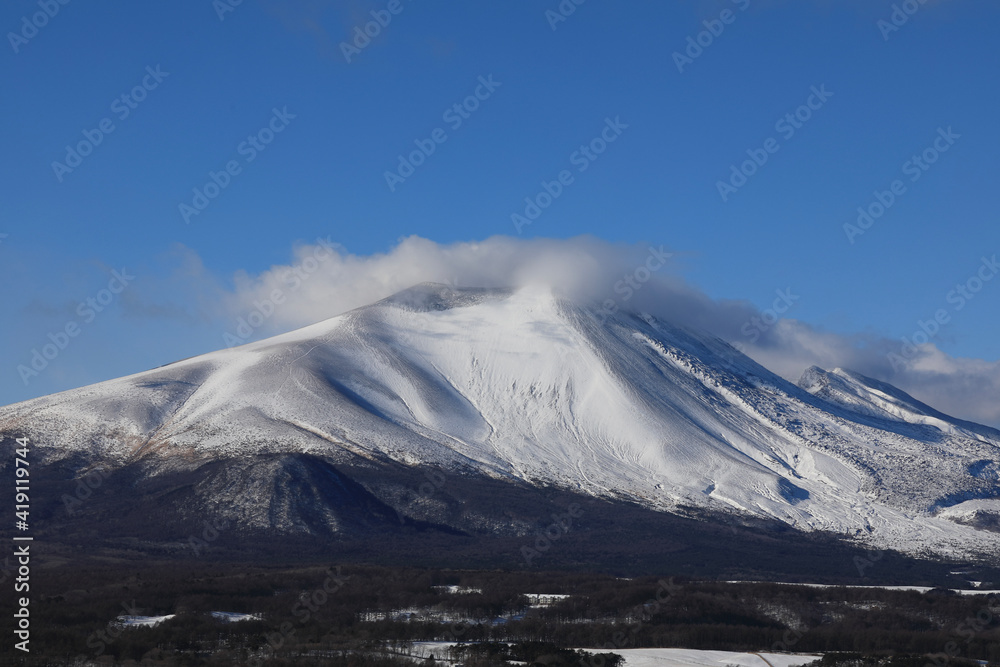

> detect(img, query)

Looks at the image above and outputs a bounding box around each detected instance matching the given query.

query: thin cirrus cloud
[205,234,1000,428]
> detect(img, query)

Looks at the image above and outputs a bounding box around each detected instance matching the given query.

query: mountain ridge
[2,283,998,561]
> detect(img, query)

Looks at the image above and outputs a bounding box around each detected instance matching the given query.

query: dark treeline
[450,642,625,667]
[5,562,999,665]
[804,654,983,667]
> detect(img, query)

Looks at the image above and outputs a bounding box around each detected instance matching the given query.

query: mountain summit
[2,283,998,560]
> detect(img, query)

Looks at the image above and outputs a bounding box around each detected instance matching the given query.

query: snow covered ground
[524,593,571,606]
[209,611,262,622]
[579,648,820,667]
[115,614,175,628]
[408,643,820,667]
[727,582,1000,596]
[362,592,571,625]
[432,586,483,594]
[114,611,261,628]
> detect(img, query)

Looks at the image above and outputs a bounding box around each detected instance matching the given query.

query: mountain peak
[376,283,515,313]
[798,365,1000,441]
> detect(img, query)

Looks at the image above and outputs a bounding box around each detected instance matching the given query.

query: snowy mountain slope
[2,283,998,558]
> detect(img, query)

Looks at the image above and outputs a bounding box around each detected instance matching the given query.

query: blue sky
[3,0,999,422]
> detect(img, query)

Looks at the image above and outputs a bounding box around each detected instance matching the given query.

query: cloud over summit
[215,235,1000,428]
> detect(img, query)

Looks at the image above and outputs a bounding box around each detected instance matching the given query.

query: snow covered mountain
[2,283,998,559]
